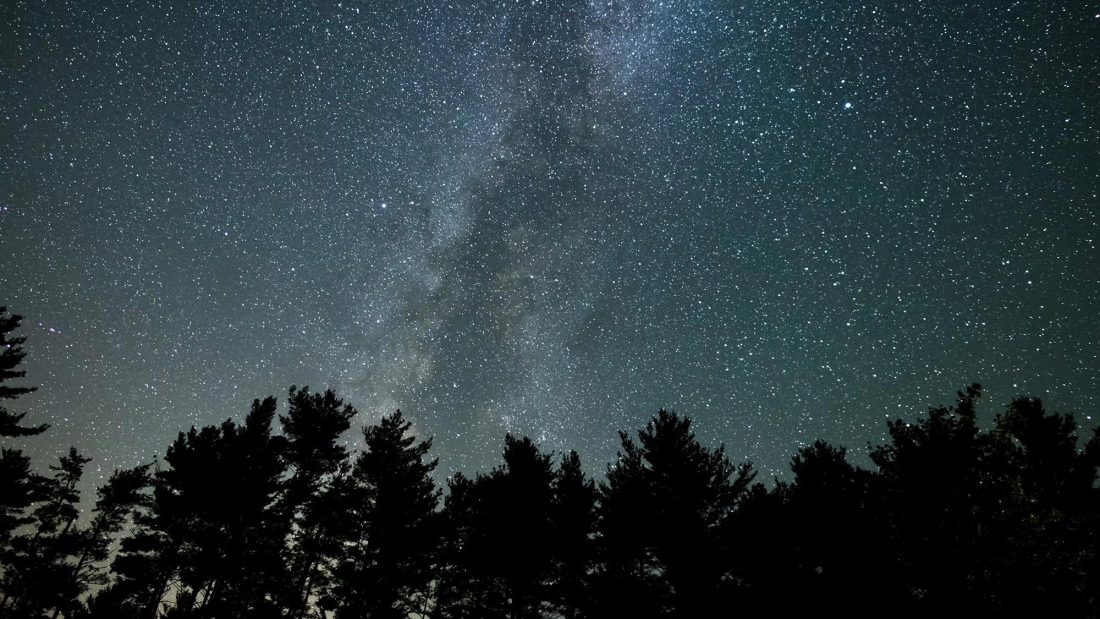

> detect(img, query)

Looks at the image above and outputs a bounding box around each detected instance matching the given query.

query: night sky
[2,1,1097,489]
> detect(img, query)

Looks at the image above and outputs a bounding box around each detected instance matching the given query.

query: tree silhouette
[1,462,153,619]
[549,450,597,619]
[593,425,665,619]
[168,398,287,619]
[435,435,559,619]
[87,399,289,619]
[594,410,754,618]
[333,410,440,619]
[0,448,38,553]
[92,452,189,619]
[0,447,89,617]
[0,307,46,437]
[785,440,886,616]
[0,343,1092,619]
[868,384,1000,614]
[721,479,797,615]
[226,397,290,618]
[278,386,357,619]
[985,396,1099,617]
[862,384,1100,616]
[54,464,153,619]
[495,435,558,619]
[0,308,47,556]
[165,421,242,617]
[434,470,491,619]
[996,396,1093,509]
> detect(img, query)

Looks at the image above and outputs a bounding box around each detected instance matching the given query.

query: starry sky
[2,1,1098,489]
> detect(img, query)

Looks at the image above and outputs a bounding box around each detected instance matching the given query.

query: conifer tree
[785,440,882,612]
[55,464,152,619]
[0,447,89,617]
[549,450,597,619]
[435,435,559,619]
[720,480,797,614]
[334,410,440,619]
[228,397,290,618]
[434,471,488,619]
[595,410,754,618]
[164,399,288,619]
[0,307,46,437]
[0,308,46,547]
[0,448,38,550]
[85,457,182,619]
[494,435,558,619]
[89,398,288,619]
[278,386,357,619]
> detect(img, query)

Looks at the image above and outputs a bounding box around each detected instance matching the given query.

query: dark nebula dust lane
[1,0,1097,482]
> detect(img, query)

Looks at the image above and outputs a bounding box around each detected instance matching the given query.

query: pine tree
[165,399,288,619]
[334,410,440,619]
[228,397,290,618]
[0,307,46,437]
[56,464,153,619]
[165,421,237,617]
[435,435,558,619]
[0,448,38,549]
[88,398,289,619]
[434,471,492,619]
[720,480,797,615]
[82,464,165,619]
[594,410,753,618]
[549,451,597,619]
[0,308,47,549]
[278,386,357,619]
[494,435,558,619]
[785,440,882,613]
[0,447,90,617]
[592,427,658,619]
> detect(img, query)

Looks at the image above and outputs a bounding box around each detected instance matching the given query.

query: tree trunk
[200,578,222,618]
[292,557,318,619]
[144,554,178,619]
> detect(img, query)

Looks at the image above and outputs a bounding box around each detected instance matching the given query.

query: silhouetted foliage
[57,464,153,618]
[435,435,560,619]
[0,308,86,619]
[0,308,47,551]
[786,440,887,617]
[1,321,1097,619]
[434,471,485,619]
[279,386,358,619]
[0,447,89,617]
[549,450,597,619]
[88,460,181,619]
[869,384,1003,614]
[594,410,755,618]
[0,448,38,548]
[722,479,797,615]
[0,307,46,437]
[333,410,440,619]
[986,396,1098,617]
[87,399,288,619]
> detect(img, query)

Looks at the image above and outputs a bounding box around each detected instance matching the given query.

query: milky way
[2,1,1097,488]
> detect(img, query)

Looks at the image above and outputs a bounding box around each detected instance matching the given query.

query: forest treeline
[2,307,1099,619]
